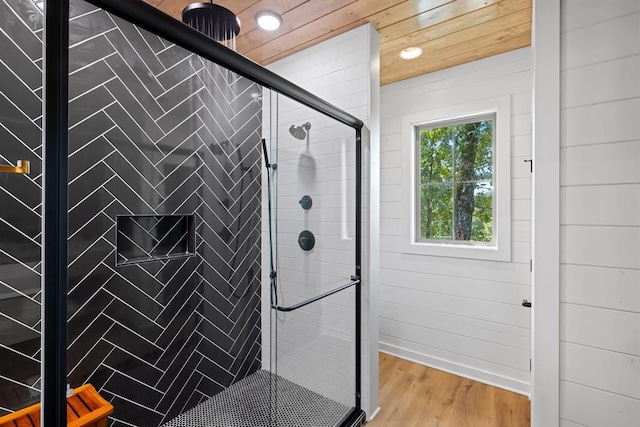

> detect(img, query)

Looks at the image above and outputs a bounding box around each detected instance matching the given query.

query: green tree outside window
[418,117,494,243]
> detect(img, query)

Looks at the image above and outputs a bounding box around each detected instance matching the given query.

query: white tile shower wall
[559,1,640,426]
[379,47,533,395]
[260,24,379,417]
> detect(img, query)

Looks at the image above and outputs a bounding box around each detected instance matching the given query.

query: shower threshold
[162,370,358,427]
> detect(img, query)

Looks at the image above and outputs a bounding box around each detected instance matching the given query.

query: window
[401,97,511,261]
[417,116,494,243]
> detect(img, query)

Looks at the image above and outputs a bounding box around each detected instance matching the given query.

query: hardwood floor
[367,353,531,427]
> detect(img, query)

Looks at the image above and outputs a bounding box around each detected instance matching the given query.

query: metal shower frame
[42,0,365,425]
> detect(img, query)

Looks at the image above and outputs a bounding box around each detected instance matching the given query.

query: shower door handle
[272,278,360,312]
[0,160,30,175]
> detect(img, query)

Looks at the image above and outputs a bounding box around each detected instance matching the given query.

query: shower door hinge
[530,359,532,371]
[530,259,532,272]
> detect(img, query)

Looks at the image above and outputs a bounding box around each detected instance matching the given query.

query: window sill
[402,240,511,262]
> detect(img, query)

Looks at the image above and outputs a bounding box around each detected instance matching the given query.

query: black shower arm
[272,277,360,312]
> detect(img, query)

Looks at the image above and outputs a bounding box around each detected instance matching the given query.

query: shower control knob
[299,195,313,210]
[298,230,315,251]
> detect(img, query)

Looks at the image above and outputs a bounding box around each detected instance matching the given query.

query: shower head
[182,2,241,42]
[289,122,311,140]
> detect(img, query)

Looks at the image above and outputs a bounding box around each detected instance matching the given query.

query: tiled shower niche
[116,215,196,266]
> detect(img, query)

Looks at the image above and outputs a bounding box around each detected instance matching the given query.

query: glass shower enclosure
[0,0,364,426]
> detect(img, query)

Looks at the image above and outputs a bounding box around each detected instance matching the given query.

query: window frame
[401,96,511,261]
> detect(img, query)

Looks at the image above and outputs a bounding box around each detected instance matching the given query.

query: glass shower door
[0,0,44,418]
[14,0,363,424]
[265,91,358,426]
[66,1,266,425]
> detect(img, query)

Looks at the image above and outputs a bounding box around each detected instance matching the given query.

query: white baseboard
[367,406,381,422]
[379,342,531,397]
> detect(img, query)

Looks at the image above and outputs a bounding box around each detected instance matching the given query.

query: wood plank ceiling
[145,0,532,85]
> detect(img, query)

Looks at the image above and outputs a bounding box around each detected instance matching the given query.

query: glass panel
[418,118,494,243]
[272,93,356,305]
[272,292,356,425]
[454,182,493,242]
[418,126,453,184]
[419,185,453,240]
[0,0,43,417]
[453,120,493,182]
[268,92,357,425]
[452,119,493,244]
[67,1,265,425]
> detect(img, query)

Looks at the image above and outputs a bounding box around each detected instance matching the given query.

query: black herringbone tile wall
[0,0,44,416]
[0,0,263,425]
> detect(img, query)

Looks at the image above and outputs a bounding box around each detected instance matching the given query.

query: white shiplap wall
[260,24,379,417]
[559,1,640,426]
[379,48,533,394]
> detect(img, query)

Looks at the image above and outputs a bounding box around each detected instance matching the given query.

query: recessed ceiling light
[256,10,282,31]
[400,47,423,60]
